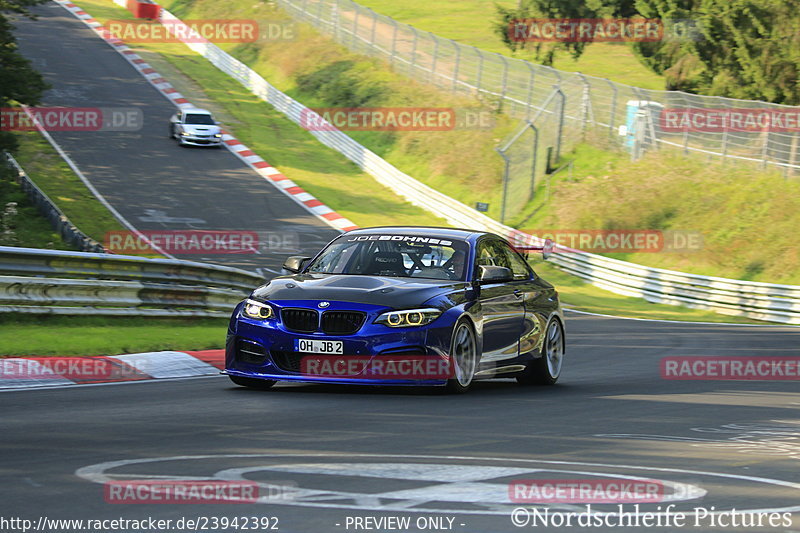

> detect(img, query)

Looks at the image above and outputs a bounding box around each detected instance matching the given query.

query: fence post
[529,124,539,199]
[789,132,799,178]
[430,33,440,85]
[554,86,565,162]
[577,73,590,139]
[608,78,618,143]
[352,5,360,49]
[474,47,484,97]
[499,54,509,113]
[333,0,341,42]
[496,147,511,224]
[410,26,419,72]
[317,0,325,26]
[389,19,398,66]
[761,126,770,169]
[525,62,535,120]
[451,40,461,93]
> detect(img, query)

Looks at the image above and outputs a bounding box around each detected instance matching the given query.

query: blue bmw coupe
[224,227,564,393]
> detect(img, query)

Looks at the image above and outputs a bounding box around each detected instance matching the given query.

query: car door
[493,239,548,356]
[474,238,525,362]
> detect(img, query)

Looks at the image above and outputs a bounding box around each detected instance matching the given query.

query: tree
[0,0,50,152]
[493,0,637,66]
[633,0,799,104]
[495,0,800,104]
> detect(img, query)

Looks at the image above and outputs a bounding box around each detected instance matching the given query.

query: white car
[168,108,223,147]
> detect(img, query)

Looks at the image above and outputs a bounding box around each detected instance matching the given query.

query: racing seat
[364,251,407,276]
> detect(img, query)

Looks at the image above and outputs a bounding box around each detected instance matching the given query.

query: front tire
[229,375,276,390]
[517,318,564,386]
[445,319,478,394]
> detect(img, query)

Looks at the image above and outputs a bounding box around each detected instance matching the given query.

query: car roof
[181,108,213,115]
[342,226,497,242]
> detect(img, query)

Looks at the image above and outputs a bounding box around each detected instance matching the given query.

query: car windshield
[184,114,215,125]
[306,234,470,280]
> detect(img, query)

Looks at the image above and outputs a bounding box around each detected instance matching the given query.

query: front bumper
[225,301,456,386]
[180,134,223,146]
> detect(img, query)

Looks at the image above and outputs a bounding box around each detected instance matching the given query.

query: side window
[496,240,532,279]
[475,241,496,267]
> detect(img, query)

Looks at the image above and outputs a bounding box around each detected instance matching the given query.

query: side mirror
[542,238,554,260]
[282,255,311,273]
[478,265,514,283]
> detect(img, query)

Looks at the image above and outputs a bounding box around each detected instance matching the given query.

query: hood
[183,124,221,135]
[251,274,467,309]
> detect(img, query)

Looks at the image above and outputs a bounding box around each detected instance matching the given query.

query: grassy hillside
[147,0,799,285]
[354,0,666,90]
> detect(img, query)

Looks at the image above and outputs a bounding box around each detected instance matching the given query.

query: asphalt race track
[3,315,800,532]
[6,4,800,533]
[12,3,339,275]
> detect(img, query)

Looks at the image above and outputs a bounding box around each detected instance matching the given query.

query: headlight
[374,308,441,328]
[214,133,222,138]
[243,299,274,320]
[180,132,191,136]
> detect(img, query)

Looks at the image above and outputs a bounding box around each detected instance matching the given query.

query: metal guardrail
[0,275,244,316]
[0,247,264,316]
[95,3,800,325]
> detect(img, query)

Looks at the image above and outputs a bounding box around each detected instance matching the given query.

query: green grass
[0,315,228,356]
[11,131,127,243]
[0,160,75,250]
[526,143,800,285]
[354,0,666,90]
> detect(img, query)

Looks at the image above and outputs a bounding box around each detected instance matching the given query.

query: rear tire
[445,319,478,394]
[517,318,564,386]
[229,375,276,390]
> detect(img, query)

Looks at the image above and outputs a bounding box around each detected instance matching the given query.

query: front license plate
[294,339,343,354]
